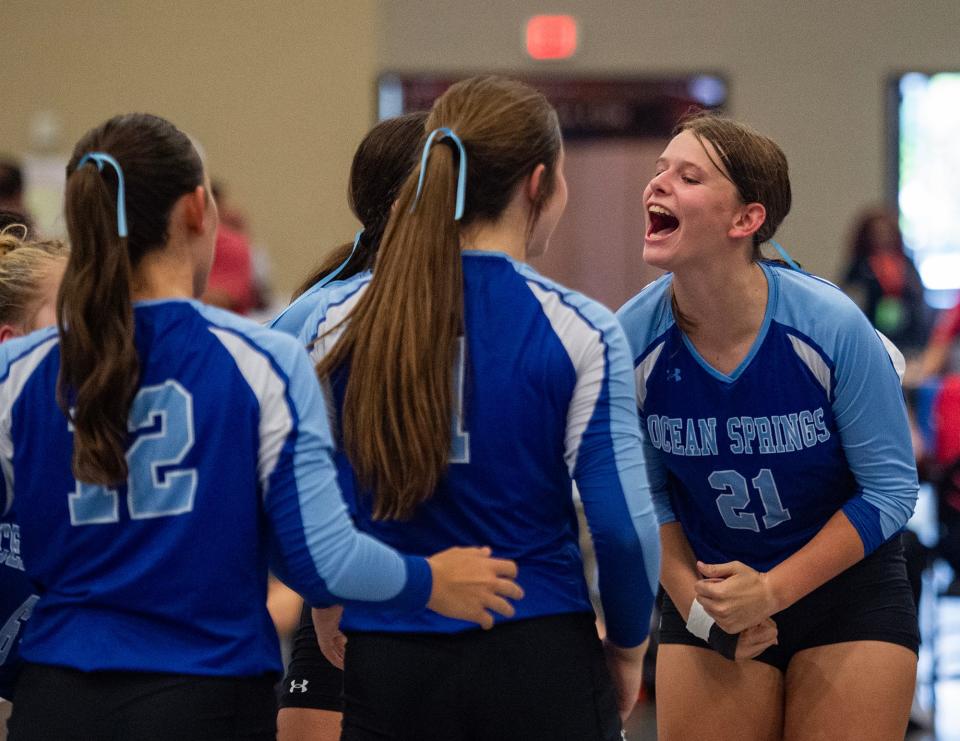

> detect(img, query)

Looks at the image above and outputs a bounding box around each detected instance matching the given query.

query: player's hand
[425,547,523,629]
[693,560,778,634]
[734,617,778,660]
[312,605,347,669]
[603,638,648,722]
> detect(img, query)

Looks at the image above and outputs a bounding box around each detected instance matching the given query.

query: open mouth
[647,204,679,238]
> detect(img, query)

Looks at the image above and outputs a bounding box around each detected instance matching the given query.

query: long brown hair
[293,112,428,298]
[316,75,561,520]
[59,113,203,486]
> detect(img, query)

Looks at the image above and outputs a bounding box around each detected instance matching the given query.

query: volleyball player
[617,112,919,740]
[0,226,67,740]
[275,112,427,740]
[0,113,521,741]
[270,111,427,337]
[300,75,660,741]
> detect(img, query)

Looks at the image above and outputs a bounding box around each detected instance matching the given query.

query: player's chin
[641,239,676,270]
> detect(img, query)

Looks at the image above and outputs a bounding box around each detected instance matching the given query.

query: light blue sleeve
[615,285,676,528]
[268,285,322,337]
[202,314,433,611]
[565,299,660,648]
[266,338,433,609]
[639,419,676,526]
[830,304,919,554]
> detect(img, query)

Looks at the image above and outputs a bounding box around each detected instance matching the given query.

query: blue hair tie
[410,127,467,221]
[316,229,363,289]
[769,239,800,271]
[77,152,128,238]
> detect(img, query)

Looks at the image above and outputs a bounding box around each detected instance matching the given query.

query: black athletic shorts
[8,663,276,741]
[276,603,343,712]
[341,612,621,741]
[659,534,920,672]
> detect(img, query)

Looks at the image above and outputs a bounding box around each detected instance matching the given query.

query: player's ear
[728,202,766,241]
[0,324,19,343]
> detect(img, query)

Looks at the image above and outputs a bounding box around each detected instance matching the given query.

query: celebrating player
[617,112,919,741]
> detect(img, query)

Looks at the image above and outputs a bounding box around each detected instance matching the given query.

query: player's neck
[673,259,768,348]
[459,201,529,262]
[130,242,197,301]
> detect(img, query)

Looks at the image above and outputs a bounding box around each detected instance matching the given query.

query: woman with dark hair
[0,112,520,741]
[841,207,930,355]
[275,111,428,741]
[270,112,427,336]
[301,75,660,741]
[618,113,919,740]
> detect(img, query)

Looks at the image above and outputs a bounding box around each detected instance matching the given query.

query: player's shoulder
[271,270,372,337]
[191,300,309,371]
[508,257,624,342]
[766,262,873,343]
[0,326,58,382]
[298,272,373,345]
[616,273,675,360]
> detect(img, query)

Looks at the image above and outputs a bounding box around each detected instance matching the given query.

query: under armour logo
[289,679,310,694]
[666,368,682,382]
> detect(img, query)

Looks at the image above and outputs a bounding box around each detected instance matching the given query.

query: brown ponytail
[316,76,561,520]
[58,113,203,486]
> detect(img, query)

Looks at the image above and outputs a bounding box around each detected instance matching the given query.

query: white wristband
[685,598,716,642]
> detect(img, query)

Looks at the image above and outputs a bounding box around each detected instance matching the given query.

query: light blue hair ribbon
[410,127,467,221]
[769,239,801,271]
[77,152,128,238]
[316,229,364,289]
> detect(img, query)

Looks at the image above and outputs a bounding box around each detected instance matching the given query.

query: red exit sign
[526,15,578,60]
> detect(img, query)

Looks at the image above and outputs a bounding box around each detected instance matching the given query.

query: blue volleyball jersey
[616,262,918,572]
[0,300,431,677]
[0,507,36,700]
[269,271,371,337]
[299,251,660,648]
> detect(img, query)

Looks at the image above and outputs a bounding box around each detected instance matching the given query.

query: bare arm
[659,522,701,622]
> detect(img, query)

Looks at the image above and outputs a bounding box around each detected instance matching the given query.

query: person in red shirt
[201,222,256,315]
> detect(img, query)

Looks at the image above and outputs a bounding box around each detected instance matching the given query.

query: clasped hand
[694,560,779,635]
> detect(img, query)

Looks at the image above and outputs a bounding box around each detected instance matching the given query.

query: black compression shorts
[341,612,621,741]
[659,534,920,673]
[9,663,277,741]
[277,603,344,712]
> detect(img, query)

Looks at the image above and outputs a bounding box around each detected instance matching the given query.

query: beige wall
[3,2,956,296]
[1,0,377,298]
[378,0,960,282]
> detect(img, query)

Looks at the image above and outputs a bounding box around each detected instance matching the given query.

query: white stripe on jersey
[0,337,58,512]
[635,341,665,410]
[526,282,605,476]
[306,289,365,365]
[876,330,906,382]
[209,327,292,497]
[788,334,831,396]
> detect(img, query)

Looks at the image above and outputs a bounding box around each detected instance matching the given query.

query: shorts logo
[289,679,310,694]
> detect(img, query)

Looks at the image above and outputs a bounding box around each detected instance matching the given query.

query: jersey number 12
[68,380,198,526]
